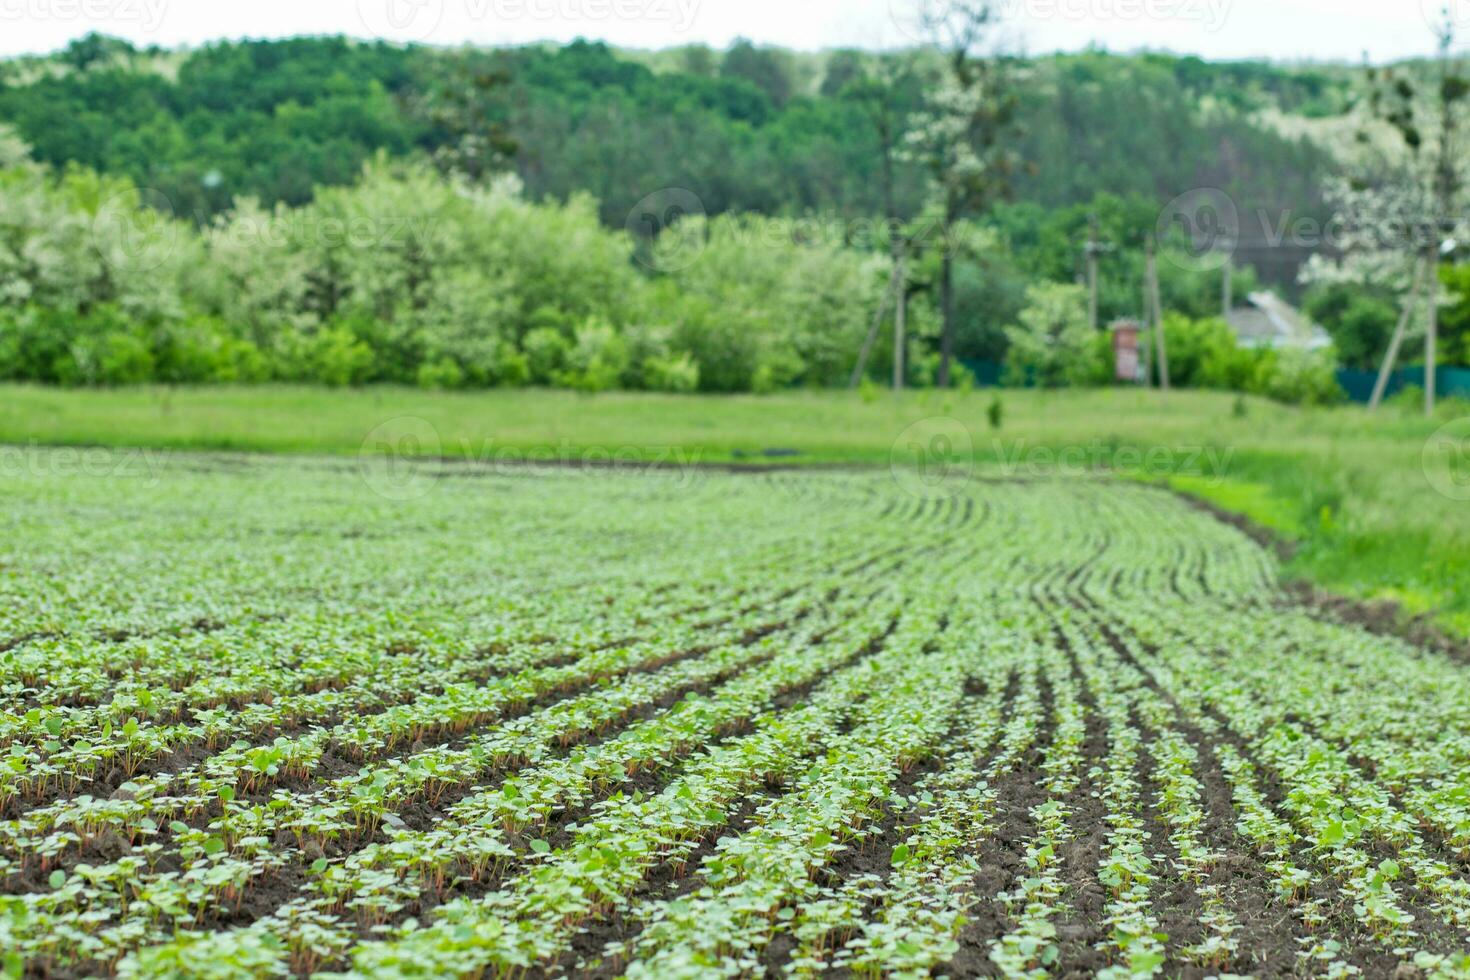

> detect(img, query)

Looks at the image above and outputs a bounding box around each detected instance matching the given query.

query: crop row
[4,451,1470,978]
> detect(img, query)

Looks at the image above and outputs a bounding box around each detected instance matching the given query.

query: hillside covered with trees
[0,33,1456,399]
[0,36,1344,233]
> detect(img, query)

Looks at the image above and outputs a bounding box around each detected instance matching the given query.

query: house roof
[1225,292,1333,351]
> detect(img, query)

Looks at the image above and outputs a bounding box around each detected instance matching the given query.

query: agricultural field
[4,447,1470,979]
[5,384,1469,637]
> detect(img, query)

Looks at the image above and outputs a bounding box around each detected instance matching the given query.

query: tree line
[0,25,1457,395]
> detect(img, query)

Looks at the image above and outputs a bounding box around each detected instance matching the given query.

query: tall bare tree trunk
[1147,241,1169,391]
[893,252,907,391]
[1086,222,1099,332]
[1141,255,1153,387]
[938,250,955,388]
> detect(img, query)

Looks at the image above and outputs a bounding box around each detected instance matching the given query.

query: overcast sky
[0,0,1458,63]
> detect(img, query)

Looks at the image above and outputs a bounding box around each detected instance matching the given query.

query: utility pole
[893,252,907,391]
[1427,242,1439,415]
[1222,251,1234,317]
[1146,237,1170,391]
[1426,18,1461,416]
[1141,257,1153,386]
[1368,259,1426,411]
[1083,216,1115,332]
[1087,219,1100,332]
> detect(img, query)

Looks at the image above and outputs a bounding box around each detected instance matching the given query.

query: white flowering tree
[901,0,1022,388]
[1306,12,1470,410]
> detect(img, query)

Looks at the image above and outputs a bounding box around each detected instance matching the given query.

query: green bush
[416,357,466,390]
[1150,312,1343,406]
[752,348,806,394]
[523,327,571,385]
[493,343,531,388]
[152,318,270,384]
[216,338,271,384]
[1250,347,1344,406]
[652,214,884,392]
[1003,283,1104,388]
[153,319,232,384]
[1303,282,1398,372]
[0,307,61,382]
[1160,314,1241,389]
[555,321,629,393]
[642,352,701,393]
[277,327,376,388]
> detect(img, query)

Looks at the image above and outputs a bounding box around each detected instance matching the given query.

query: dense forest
[0,35,1342,251]
[0,34,1452,395]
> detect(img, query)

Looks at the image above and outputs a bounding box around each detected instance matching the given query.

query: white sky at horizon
[0,0,1459,64]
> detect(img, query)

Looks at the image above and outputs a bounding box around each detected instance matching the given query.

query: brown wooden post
[1087,221,1100,333]
[1147,239,1170,391]
[893,252,907,391]
[1369,259,1425,412]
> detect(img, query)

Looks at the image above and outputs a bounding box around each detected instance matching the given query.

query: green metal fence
[1336,367,1470,403]
[964,360,1470,403]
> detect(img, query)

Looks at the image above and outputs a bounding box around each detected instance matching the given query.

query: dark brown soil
[1051,596,1467,980]
[756,752,951,978]
[1044,650,1115,980]
[1172,722,1302,978]
[558,795,769,979]
[1198,709,1421,977]
[1284,580,1470,668]
[936,672,1059,978]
